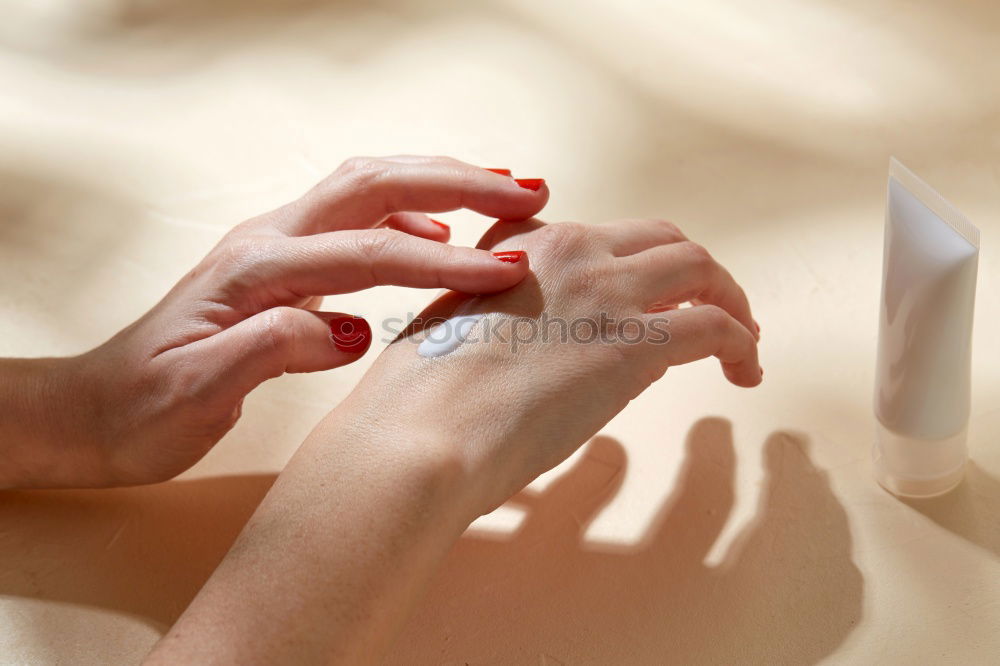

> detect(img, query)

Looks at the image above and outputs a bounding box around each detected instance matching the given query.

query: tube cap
[873,423,967,498]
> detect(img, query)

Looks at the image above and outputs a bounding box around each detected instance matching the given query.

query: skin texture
[0,156,547,489]
[147,217,762,664]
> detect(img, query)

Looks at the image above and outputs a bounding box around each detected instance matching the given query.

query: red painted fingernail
[329,316,371,354]
[430,218,450,232]
[492,250,526,264]
[485,168,512,176]
[515,178,544,191]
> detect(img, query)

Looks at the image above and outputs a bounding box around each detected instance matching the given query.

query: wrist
[321,396,497,525]
[0,355,107,488]
[151,389,495,665]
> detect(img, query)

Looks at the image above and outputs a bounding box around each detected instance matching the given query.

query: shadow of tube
[902,462,1000,561]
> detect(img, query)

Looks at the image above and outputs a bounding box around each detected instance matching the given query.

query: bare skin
[1,155,760,661]
[0,156,547,488]
[146,216,762,664]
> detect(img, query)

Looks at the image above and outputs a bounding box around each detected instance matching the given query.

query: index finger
[278,156,548,236]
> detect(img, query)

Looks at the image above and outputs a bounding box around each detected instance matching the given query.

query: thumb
[178,307,372,405]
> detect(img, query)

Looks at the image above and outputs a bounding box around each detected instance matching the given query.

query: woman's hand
[1,156,548,488]
[148,216,762,665]
[342,217,762,516]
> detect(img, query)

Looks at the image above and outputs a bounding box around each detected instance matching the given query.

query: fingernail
[754,319,761,334]
[759,366,764,378]
[485,168,512,176]
[329,316,371,354]
[492,250,526,264]
[514,178,544,191]
[430,218,450,232]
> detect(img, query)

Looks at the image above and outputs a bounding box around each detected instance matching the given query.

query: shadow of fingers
[712,432,863,664]
[387,422,863,665]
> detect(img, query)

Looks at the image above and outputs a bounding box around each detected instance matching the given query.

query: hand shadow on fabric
[0,418,863,664]
[902,462,1000,561]
[386,418,864,665]
[0,474,276,631]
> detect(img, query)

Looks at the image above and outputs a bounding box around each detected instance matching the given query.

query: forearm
[147,402,484,665]
[0,356,104,488]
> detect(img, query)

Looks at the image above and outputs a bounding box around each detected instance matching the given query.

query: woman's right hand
[336,217,762,516]
[2,156,548,489]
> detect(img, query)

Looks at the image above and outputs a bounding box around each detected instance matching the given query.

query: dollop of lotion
[417,313,486,358]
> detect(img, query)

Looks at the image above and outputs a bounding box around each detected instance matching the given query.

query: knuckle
[336,155,382,177]
[650,218,685,239]
[681,241,715,276]
[699,304,732,336]
[735,282,750,306]
[167,361,202,403]
[355,228,401,263]
[258,307,300,355]
[719,266,746,300]
[209,235,273,282]
[520,222,619,306]
[668,222,686,240]
[434,155,463,169]
[221,216,262,240]
[455,164,478,193]
[534,221,594,256]
[555,221,590,238]
[348,229,409,285]
[162,360,218,420]
[683,240,713,264]
[331,156,389,195]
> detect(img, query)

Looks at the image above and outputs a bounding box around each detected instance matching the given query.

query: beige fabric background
[1,1,999,663]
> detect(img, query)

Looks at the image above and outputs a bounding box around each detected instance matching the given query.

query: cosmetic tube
[873,158,980,498]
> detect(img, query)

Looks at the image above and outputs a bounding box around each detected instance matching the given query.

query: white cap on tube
[873,423,967,498]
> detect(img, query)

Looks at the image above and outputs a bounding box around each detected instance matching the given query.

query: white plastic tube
[873,158,980,498]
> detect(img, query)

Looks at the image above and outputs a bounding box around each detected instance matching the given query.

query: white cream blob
[417,313,486,358]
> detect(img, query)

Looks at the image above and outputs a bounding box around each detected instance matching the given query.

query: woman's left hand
[146,216,761,665]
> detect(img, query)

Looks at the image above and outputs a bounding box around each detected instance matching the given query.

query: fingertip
[327,315,373,357]
[523,180,550,212]
[492,250,527,264]
[453,166,549,222]
[496,260,532,288]
[384,213,450,242]
[723,360,764,388]
[514,178,545,192]
[536,189,551,213]
[429,218,452,242]
[499,196,548,222]
[464,249,530,293]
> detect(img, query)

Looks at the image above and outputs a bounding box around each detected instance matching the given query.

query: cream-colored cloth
[1,1,998,663]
